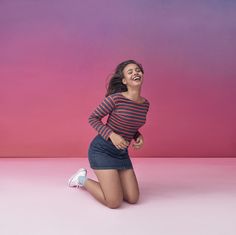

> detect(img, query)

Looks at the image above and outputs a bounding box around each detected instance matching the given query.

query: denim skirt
[88,134,133,170]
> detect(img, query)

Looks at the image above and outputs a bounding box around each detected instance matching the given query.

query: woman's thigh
[118,169,139,204]
[94,169,123,207]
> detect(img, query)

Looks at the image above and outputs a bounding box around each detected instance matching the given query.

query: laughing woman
[68,59,150,209]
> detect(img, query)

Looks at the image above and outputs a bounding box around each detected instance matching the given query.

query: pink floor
[1,157,236,235]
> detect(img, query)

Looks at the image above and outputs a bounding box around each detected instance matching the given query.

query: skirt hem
[90,166,133,170]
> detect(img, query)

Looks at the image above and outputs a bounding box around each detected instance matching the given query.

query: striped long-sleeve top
[88,92,150,144]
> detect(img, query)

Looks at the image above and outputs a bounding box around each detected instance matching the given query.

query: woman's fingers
[110,133,130,149]
[132,138,143,149]
[117,141,129,149]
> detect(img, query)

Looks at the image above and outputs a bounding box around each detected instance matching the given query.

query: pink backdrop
[0,1,235,157]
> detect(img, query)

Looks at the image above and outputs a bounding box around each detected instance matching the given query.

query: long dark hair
[105,60,144,97]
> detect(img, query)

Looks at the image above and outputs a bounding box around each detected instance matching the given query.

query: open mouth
[132,76,141,81]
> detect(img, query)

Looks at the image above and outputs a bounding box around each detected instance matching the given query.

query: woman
[68,59,150,209]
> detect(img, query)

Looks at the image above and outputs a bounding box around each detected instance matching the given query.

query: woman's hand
[109,132,129,150]
[132,134,144,149]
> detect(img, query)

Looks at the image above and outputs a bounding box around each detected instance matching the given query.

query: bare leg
[83,169,123,209]
[118,169,140,204]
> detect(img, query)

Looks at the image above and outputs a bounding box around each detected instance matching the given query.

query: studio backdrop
[0,0,235,157]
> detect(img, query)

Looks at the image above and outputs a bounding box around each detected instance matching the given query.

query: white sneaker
[68,168,87,188]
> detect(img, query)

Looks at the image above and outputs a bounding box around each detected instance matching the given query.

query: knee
[106,199,122,209]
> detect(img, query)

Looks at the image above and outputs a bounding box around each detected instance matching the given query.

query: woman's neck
[122,88,142,102]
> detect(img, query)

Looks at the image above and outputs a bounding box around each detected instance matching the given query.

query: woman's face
[122,63,143,87]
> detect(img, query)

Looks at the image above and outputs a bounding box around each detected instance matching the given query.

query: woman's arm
[88,95,116,140]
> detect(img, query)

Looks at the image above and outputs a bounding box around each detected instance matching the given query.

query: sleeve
[88,95,116,140]
[133,100,150,140]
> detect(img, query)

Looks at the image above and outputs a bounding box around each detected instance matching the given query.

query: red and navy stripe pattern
[88,92,150,143]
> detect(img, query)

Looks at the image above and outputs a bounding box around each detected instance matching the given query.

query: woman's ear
[122,78,126,85]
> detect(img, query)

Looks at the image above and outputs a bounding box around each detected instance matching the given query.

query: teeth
[133,77,141,80]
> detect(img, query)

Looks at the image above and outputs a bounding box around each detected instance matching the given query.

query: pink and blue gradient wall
[0,1,235,157]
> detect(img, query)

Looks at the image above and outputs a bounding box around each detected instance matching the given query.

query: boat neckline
[118,92,147,105]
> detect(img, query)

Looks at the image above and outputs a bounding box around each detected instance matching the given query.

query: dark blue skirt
[88,134,133,170]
